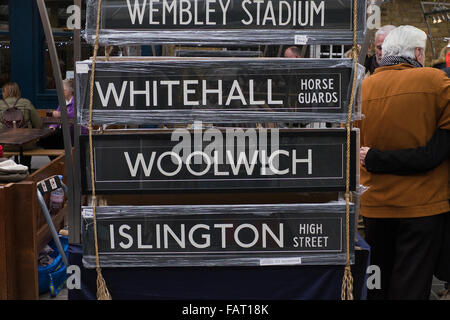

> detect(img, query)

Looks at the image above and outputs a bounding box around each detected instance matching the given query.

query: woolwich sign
[80,129,358,193]
[81,203,355,267]
[76,58,363,124]
[85,0,367,45]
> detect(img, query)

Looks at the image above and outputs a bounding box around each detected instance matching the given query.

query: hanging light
[432,15,438,23]
[437,15,442,23]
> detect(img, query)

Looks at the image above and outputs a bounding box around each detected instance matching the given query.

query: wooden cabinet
[0,154,67,300]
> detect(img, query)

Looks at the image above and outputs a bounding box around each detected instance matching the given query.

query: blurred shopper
[364,25,396,74]
[0,82,42,168]
[39,79,86,154]
[356,25,450,300]
[0,82,42,129]
[432,46,449,70]
[284,46,301,58]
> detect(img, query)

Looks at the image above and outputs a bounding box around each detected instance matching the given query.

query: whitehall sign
[76,58,362,124]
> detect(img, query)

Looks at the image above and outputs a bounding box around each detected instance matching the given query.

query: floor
[38,278,448,300]
[31,155,51,171]
[39,288,68,300]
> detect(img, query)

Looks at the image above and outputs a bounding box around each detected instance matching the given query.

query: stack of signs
[79,0,366,268]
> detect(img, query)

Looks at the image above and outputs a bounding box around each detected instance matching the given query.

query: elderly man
[364,25,396,74]
[357,25,450,300]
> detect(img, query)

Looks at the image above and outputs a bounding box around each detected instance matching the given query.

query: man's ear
[414,47,425,65]
[414,48,421,60]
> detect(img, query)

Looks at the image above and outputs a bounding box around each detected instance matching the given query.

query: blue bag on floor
[38,236,69,296]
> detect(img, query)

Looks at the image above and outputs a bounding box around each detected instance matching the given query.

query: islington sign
[80,129,358,193]
[85,0,367,45]
[76,58,362,124]
[81,203,355,267]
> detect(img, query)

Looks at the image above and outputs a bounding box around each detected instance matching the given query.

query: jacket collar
[374,63,416,74]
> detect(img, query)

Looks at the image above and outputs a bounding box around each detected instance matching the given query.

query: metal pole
[35,0,75,243]
[37,190,69,267]
[70,0,82,244]
[420,1,437,59]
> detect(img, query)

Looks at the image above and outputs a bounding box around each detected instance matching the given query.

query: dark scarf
[379,55,423,68]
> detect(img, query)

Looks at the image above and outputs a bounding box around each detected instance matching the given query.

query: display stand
[66,0,368,300]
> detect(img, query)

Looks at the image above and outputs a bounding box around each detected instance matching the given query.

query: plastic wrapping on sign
[79,129,359,194]
[84,0,367,46]
[81,202,355,268]
[76,57,364,125]
[355,184,369,196]
[174,49,264,57]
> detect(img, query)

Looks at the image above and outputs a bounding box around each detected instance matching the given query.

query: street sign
[82,203,355,267]
[76,58,363,124]
[85,0,367,45]
[80,129,357,193]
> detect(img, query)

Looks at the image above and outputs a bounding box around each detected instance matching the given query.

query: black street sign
[85,0,367,45]
[76,58,362,124]
[80,129,357,193]
[81,203,355,267]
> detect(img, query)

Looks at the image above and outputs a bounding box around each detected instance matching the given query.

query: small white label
[66,71,75,79]
[77,63,89,74]
[260,257,302,266]
[295,35,308,45]
[49,178,57,189]
[82,209,94,218]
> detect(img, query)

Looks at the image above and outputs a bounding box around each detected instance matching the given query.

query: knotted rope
[88,0,111,300]
[341,0,359,301]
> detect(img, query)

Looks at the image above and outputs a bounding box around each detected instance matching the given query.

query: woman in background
[0,82,42,129]
[0,82,42,168]
[39,78,87,153]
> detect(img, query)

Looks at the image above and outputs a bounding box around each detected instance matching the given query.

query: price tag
[295,35,308,45]
[260,258,302,266]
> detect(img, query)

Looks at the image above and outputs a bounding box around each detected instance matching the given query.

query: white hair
[63,79,74,93]
[382,25,427,59]
[375,25,396,39]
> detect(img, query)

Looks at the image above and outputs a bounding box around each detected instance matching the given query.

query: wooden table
[0,128,55,163]
[41,117,74,126]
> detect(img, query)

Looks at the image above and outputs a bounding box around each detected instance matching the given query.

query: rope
[105,45,114,61]
[85,0,357,302]
[341,0,359,301]
[88,0,111,300]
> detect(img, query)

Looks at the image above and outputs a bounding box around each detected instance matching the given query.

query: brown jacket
[357,64,450,218]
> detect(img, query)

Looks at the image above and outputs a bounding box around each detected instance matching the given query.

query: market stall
[37,0,371,300]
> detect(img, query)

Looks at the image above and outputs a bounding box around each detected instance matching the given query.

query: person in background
[0,82,42,129]
[355,25,450,300]
[50,78,76,144]
[284,46,301,58]
[39,79,86,153]
[432,46,449,70]
[364,25,396,74]
[0,82,42,168]
[360,67,450,300]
